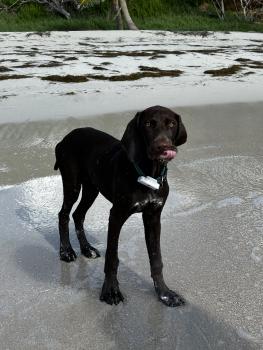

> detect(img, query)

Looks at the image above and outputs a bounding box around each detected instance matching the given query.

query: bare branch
[234,0,263,20]
[211,0,225,19]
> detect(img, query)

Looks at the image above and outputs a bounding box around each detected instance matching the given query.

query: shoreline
[1,100,263,186]
[1,83,263,124]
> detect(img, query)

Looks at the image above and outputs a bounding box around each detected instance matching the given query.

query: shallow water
[0,102,263,349]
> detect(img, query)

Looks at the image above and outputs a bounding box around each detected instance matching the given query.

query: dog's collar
[133,162,167,185]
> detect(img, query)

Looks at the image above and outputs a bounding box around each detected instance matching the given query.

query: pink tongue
[161,150,176,160]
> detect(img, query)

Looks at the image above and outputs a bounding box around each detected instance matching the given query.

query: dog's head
[121,105,187,163]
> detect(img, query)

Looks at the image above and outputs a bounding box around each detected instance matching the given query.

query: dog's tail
[54,161,59,171]
[54,142,61,171]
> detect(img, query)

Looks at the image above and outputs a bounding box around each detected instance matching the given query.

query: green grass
[0,1,262,32]
[0,14,115,31]
[136,13,263,32]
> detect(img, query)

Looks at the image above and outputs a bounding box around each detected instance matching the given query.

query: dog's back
[54,127,119,171]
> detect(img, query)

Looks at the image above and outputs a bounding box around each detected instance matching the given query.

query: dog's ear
[174,113,187,146]
[121,112,143,162]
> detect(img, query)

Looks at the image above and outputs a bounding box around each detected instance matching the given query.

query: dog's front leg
[100,207,129,305]
[143,210,185,307]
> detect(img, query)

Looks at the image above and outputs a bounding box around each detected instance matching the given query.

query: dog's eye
[145,121,151,127]
[168,121,176,128]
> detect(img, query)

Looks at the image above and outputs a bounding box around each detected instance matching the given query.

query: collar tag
[137,176,160,190]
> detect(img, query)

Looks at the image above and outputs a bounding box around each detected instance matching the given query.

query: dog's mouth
[149,147,177,162]
[159,149,177,161]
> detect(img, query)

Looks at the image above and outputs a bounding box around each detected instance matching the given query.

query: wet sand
[0,102,263,349]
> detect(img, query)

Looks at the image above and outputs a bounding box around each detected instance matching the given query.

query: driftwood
[1,0,73,18]
[39,0,71,18]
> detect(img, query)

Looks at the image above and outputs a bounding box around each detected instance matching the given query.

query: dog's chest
[132,194,164,213]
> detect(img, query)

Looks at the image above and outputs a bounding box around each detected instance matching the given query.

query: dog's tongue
[161,150,177,160]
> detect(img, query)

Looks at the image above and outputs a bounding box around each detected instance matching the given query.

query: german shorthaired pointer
[54,105,187,306]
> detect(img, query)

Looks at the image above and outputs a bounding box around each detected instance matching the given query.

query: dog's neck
[136,157,166,179]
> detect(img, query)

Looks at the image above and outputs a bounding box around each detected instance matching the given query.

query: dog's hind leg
[58,159,81,263]
[72,181,100,258]
[100,207,130,305]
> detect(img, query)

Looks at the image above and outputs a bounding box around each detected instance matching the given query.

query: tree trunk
[211,0,225,19]
[221,0,225,16]
[112,0,123,30]
[119,0,138,30]
[241,0,248,17]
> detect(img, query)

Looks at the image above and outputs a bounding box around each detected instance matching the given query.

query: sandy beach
[0,30,263,122]
[0,31,263,349]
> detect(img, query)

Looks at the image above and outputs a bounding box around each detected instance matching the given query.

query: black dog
[54,105,187,306]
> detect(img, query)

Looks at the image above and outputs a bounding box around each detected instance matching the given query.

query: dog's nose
[155,141,172,152]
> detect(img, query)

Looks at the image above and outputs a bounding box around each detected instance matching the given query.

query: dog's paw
[60,246,77,262]
[81,245,100,259]
[100,280,124,305]
[158,290,185,307]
